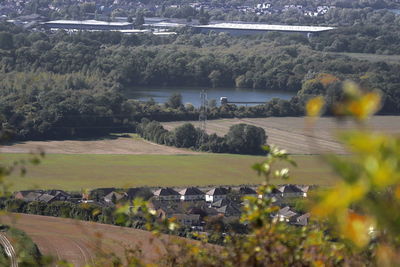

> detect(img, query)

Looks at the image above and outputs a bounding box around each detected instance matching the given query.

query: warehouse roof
[44,20,132,26]
[195,23,334,33]
[145,22,186,28]
[117,29,150,33]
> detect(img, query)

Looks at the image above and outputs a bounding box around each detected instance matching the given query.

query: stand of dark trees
[137,120,267,155]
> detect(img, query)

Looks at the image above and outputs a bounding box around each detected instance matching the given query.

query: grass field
[2,153,339,191]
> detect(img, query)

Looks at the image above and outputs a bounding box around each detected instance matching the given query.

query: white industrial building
[43,20,133,31]
[194,23,334,36]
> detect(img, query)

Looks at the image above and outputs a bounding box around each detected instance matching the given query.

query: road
[0,233,18,267]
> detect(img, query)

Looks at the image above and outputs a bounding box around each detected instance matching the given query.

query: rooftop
[154,187,180,196]
[180,187,204,196]
[281,185,304,193]
[206,187,228,196]
[44,20,133,26]
[239,187,257,195]
[145,22,186,28]
[153,32,178,35]
[195,23,334,32]
[117,29,150,33]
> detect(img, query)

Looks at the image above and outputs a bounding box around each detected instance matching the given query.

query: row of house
[247,2,337,16]
[153,184,308,202]
[151,197,243,228]
[151,194,310,229]
[12,184,309,205]
[11,185,311,230]
[13,185,309,206]
[13,189,73,203]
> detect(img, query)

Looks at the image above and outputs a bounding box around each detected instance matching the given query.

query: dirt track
[163,116,400,154]
[0,135,198,155]
[0,213,168,266]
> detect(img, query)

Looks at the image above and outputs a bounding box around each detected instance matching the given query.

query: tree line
[137,119,267,155]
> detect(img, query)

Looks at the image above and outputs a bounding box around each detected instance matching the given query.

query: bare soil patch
[0,135,199,155]
[0,213,169,266]
[163,116,400,154]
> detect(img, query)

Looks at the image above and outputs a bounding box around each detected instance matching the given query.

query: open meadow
[2,153,339,191]
[163,116,400,154]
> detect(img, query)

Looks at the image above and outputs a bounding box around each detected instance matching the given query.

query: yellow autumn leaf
[312,181,367,217]
[395,185,400,199]
[306,96,325,117]
[365,157,398,187]
[339,131,387,154]
[343,80,362,99]
[348,92,381,120]
[342,212,373,248]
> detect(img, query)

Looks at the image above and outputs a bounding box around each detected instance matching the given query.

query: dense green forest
[1,17,400,140]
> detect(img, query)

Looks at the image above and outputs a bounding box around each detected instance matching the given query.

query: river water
[124,87,295,107]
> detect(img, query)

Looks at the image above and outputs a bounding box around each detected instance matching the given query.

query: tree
[166,93,183,109]
[198,7,210,25]
[208,70,222,88]
[199,16,210,25]
[0,32,14,50]
[135,13,145,27]
[173,123,198,148]
[225,124,267,154]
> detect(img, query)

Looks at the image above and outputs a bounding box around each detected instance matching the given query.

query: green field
[1,153,339,191]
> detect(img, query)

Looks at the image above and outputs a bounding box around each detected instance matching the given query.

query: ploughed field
[3,154,338,191]
[0,213,168,266]
[162,116,400,154]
